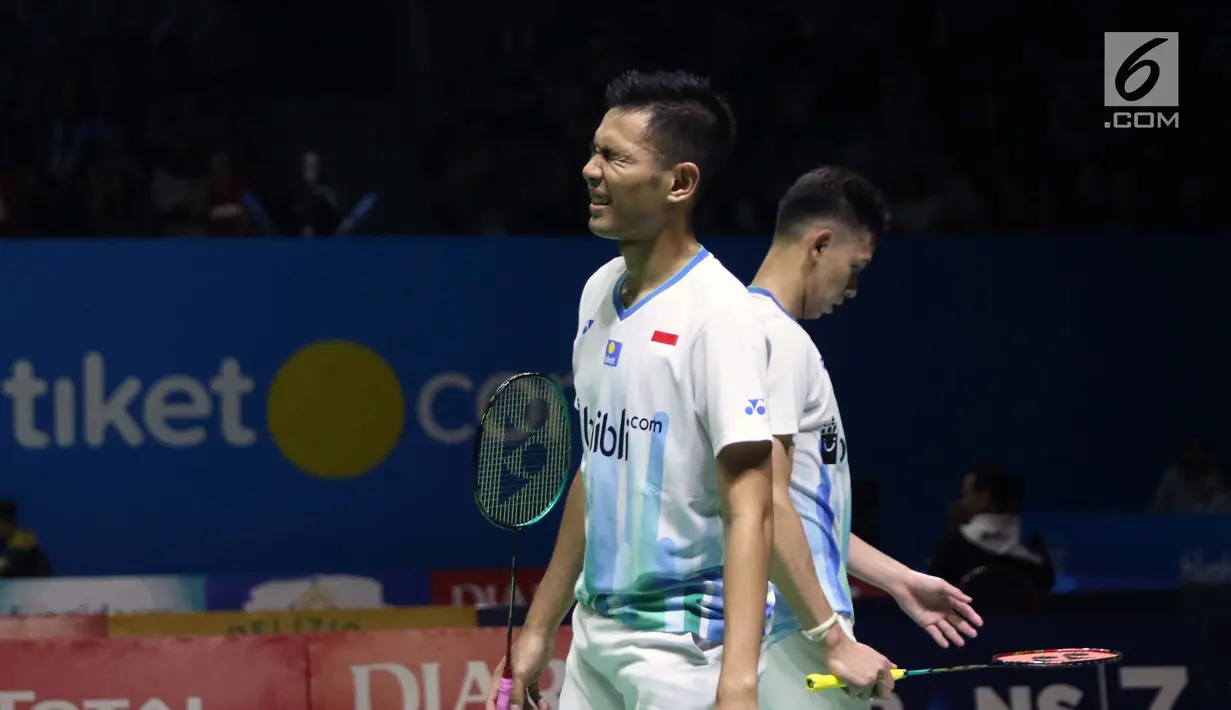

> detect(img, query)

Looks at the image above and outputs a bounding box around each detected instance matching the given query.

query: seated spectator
[201,150,248,237]
[285,151,342,237]
[0,499,51,578]
[1153,435,1230,513]
[928,464,1053,612]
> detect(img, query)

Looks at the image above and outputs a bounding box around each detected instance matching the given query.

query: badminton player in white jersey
[750,167,984,707]
[485,70,774,710]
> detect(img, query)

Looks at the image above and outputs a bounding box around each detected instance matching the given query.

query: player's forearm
[767,435,836,630]
[717,472,773,694]
[523,473,586,636]
[849,533,914,592]
[770,496,836,630]
[719,509,772,693]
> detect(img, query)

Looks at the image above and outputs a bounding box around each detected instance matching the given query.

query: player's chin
[587,216,621,240]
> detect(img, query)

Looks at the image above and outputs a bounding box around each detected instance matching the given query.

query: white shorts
[558,603,769,710]
[759,616,870,709]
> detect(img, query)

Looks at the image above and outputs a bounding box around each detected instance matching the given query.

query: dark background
[0,0,1223,237]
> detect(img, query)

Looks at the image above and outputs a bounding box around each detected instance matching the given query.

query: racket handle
[496,676,514,709]
[806,668,906,691]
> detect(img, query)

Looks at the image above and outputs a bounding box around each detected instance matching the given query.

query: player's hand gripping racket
[805,648,1123,691]
[474,373,572,710]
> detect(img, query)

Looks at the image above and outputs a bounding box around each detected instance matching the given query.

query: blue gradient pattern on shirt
[769,456,853,639]
[577,408,765,640]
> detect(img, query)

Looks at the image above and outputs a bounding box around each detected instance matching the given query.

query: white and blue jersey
[749,288,854,642]
[571,248,774,642]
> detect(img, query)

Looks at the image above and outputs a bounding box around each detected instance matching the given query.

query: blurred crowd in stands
[0,0,1222,237]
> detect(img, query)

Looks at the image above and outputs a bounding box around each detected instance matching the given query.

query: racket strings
[475,376,571,529]
[994,648,1122,666]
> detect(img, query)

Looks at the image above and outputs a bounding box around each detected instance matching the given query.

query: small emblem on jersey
[820,417,840,464]
[744,398,766,416]
[650,330,678,346]
[603,339,623,367]
[582,319,594,335]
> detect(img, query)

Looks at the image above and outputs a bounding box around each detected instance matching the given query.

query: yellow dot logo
[607,341,615,354]
[267,340,404,480]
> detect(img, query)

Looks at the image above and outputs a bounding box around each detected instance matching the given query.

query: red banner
[0,635,308,709]
[850,578,888,598]
[0,614,107,639]
[429,568,548,606]
[310,627,573,710]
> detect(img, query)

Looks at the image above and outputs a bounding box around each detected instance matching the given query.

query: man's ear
[665,162,701,205]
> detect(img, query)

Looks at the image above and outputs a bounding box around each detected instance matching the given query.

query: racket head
[992,648,1123,669]
[473,372,573,531]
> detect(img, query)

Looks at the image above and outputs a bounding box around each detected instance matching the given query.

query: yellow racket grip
[806,668,906,691]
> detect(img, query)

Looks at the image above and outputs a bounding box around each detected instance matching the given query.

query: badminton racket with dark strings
[473,373,572,710]
[806,647,1123,691]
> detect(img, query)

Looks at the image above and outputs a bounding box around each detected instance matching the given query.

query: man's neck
[749,244,806,319]
[617,223,700,302]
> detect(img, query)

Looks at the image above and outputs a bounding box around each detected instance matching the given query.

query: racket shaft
[805,668,908,691]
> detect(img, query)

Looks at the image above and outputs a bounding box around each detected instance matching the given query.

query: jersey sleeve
[690,304,772,454]
[572,267,601,409]
[571,300,585,409]
[764,323,809,438]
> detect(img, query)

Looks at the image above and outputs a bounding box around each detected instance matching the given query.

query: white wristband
[801,613,841,643]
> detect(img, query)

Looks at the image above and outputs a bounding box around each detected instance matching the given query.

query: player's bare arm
[524,473,587,635]
[849,534,983,647]
[848,534,913,592]
[767,433,836,630]
[768,430,896,696]
[714,439,773,702]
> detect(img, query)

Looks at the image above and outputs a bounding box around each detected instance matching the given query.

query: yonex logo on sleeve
[582,319,594,334]
[744,398,766,416]
[603,340,623,367]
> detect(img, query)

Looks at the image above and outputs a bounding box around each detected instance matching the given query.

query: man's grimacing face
[582,108,678,241]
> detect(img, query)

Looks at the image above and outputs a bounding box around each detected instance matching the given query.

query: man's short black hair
[604,70,737,198]
[774,166,890,242]
[968,464,1023,514]
[0,500,16,524]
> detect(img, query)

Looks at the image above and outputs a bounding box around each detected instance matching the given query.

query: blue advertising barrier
[474,607,1229,709]
[0,575,205,615]
[204,571,430,610]
[0,237,1226,575]
[1027,513,1231,591]
[848,615,1228,710]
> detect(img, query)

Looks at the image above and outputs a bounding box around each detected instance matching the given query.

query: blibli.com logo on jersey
[581,406,666,460]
